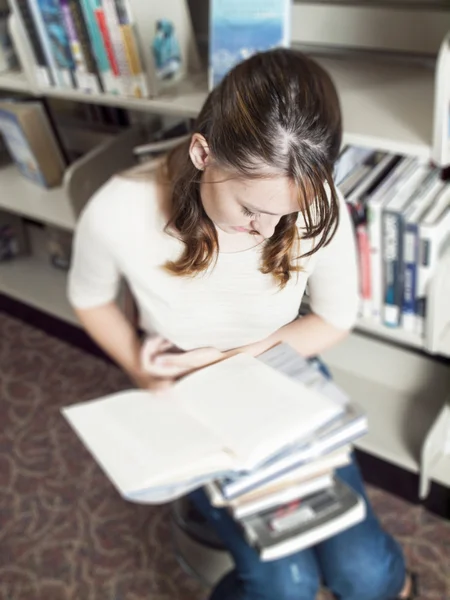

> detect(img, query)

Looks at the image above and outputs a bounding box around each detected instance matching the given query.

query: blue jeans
[188,361,406,600]
[189,458,406,600]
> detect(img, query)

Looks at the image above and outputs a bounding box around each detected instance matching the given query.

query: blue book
[209,0,291,89]
[35,0,76,87]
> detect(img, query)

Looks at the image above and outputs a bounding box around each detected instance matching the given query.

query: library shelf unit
[0,20,449,508]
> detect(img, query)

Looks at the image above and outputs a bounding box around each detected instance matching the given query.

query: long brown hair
[164,48,342,287]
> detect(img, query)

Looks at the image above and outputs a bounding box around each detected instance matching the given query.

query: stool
[171,496,233,587]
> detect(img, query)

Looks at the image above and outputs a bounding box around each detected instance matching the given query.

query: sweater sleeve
[307,189,360,330]
[67,181,121,309]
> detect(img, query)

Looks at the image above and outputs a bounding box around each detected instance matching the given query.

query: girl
[68,49,414,600]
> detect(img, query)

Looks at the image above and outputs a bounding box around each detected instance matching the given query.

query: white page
[62,389,232,494]
[175,354,343,470]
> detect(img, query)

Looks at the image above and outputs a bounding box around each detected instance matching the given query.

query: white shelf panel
[317,56,434,159]
[0,165,76,231]
[0,253,76,325]
[38,75,207,119]
[431,454,450,487]
[323,333,450,473]
[0,70,31,93]
[29,57,435,158]
[356,317,425,350]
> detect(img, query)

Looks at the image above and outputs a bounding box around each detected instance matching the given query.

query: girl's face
[200,165,299,239]
[189,134,299,239]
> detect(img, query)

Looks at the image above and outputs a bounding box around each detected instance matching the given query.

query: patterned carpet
[0,311,449,600]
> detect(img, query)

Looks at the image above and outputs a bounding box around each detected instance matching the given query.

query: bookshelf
[0,68,30,92]
[0,164,76,230]
[0,225,77,324]
[323,334,450,475]
[0,0,449,500]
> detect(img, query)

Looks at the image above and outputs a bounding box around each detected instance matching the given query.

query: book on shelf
[100,0,148,98]
[79,0,118,94]
[417,183,450,337]
[26,0,68,87]
[67,0,103,93]
[35,0,77,88]
[59,0,101,93]
[333,146,373,188]
[366,156,417,323]
[239,477,365,561]
[209,0,291,89]
[402,168,444,334]
[0,99,65,187]
[113,0,150,98]
[381,160,430,328]
[9,0,52,87]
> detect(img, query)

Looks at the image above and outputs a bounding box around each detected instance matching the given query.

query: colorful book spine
[382,209,404,327]
[67,0,102,92]
[79,0,118,94]
[27,0,66,87]
[356,224,371,319]
[101,0,132,96]
[59,0,89,91]
[58,0,98,93]
[401,223,419,333]
[35,0,76,88]
[416,185,449,336]
[92,0,121,91]
[114,0,150,98]
[14,0,52,86]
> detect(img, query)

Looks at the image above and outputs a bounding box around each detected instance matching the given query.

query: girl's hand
[141,337,225,379]
[132,336,176,391]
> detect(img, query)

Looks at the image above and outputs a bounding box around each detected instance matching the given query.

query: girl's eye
[242,207,255,218]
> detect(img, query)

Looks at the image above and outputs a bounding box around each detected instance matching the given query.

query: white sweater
[68,175,359,351]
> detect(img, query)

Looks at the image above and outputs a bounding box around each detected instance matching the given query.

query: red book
[357,224,371,316]
[94,7,120,76]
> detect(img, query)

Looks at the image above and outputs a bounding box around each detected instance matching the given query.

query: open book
[62,353,343,503]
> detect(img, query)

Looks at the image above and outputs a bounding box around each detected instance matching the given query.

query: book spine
[356,224,371,319]
[79,0,118,94]
[93,0,122,92]
[401,222,419,332]
[15,0,52,86]
[27,0,66,87]
[59,0,90,91]
[67,0,102,93]
[35,0,76,88]
[416,210,450,337]
[101,0,131,96]
[382,209,403,327]
[114,0,150,98]
[367,202,384,322]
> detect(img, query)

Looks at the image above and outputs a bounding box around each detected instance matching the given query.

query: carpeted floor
[0,312,449,600]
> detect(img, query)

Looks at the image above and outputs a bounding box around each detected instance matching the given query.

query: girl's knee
[244,559,320,600]
[325,545,406,600]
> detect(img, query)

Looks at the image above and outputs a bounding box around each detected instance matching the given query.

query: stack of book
[62,343,368,560]
[334,146,450,336]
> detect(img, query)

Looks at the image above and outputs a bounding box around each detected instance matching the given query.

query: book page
[63,389,230,494]
[176,354,343,470]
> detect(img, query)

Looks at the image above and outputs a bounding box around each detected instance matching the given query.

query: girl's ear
[189,133,210,171]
